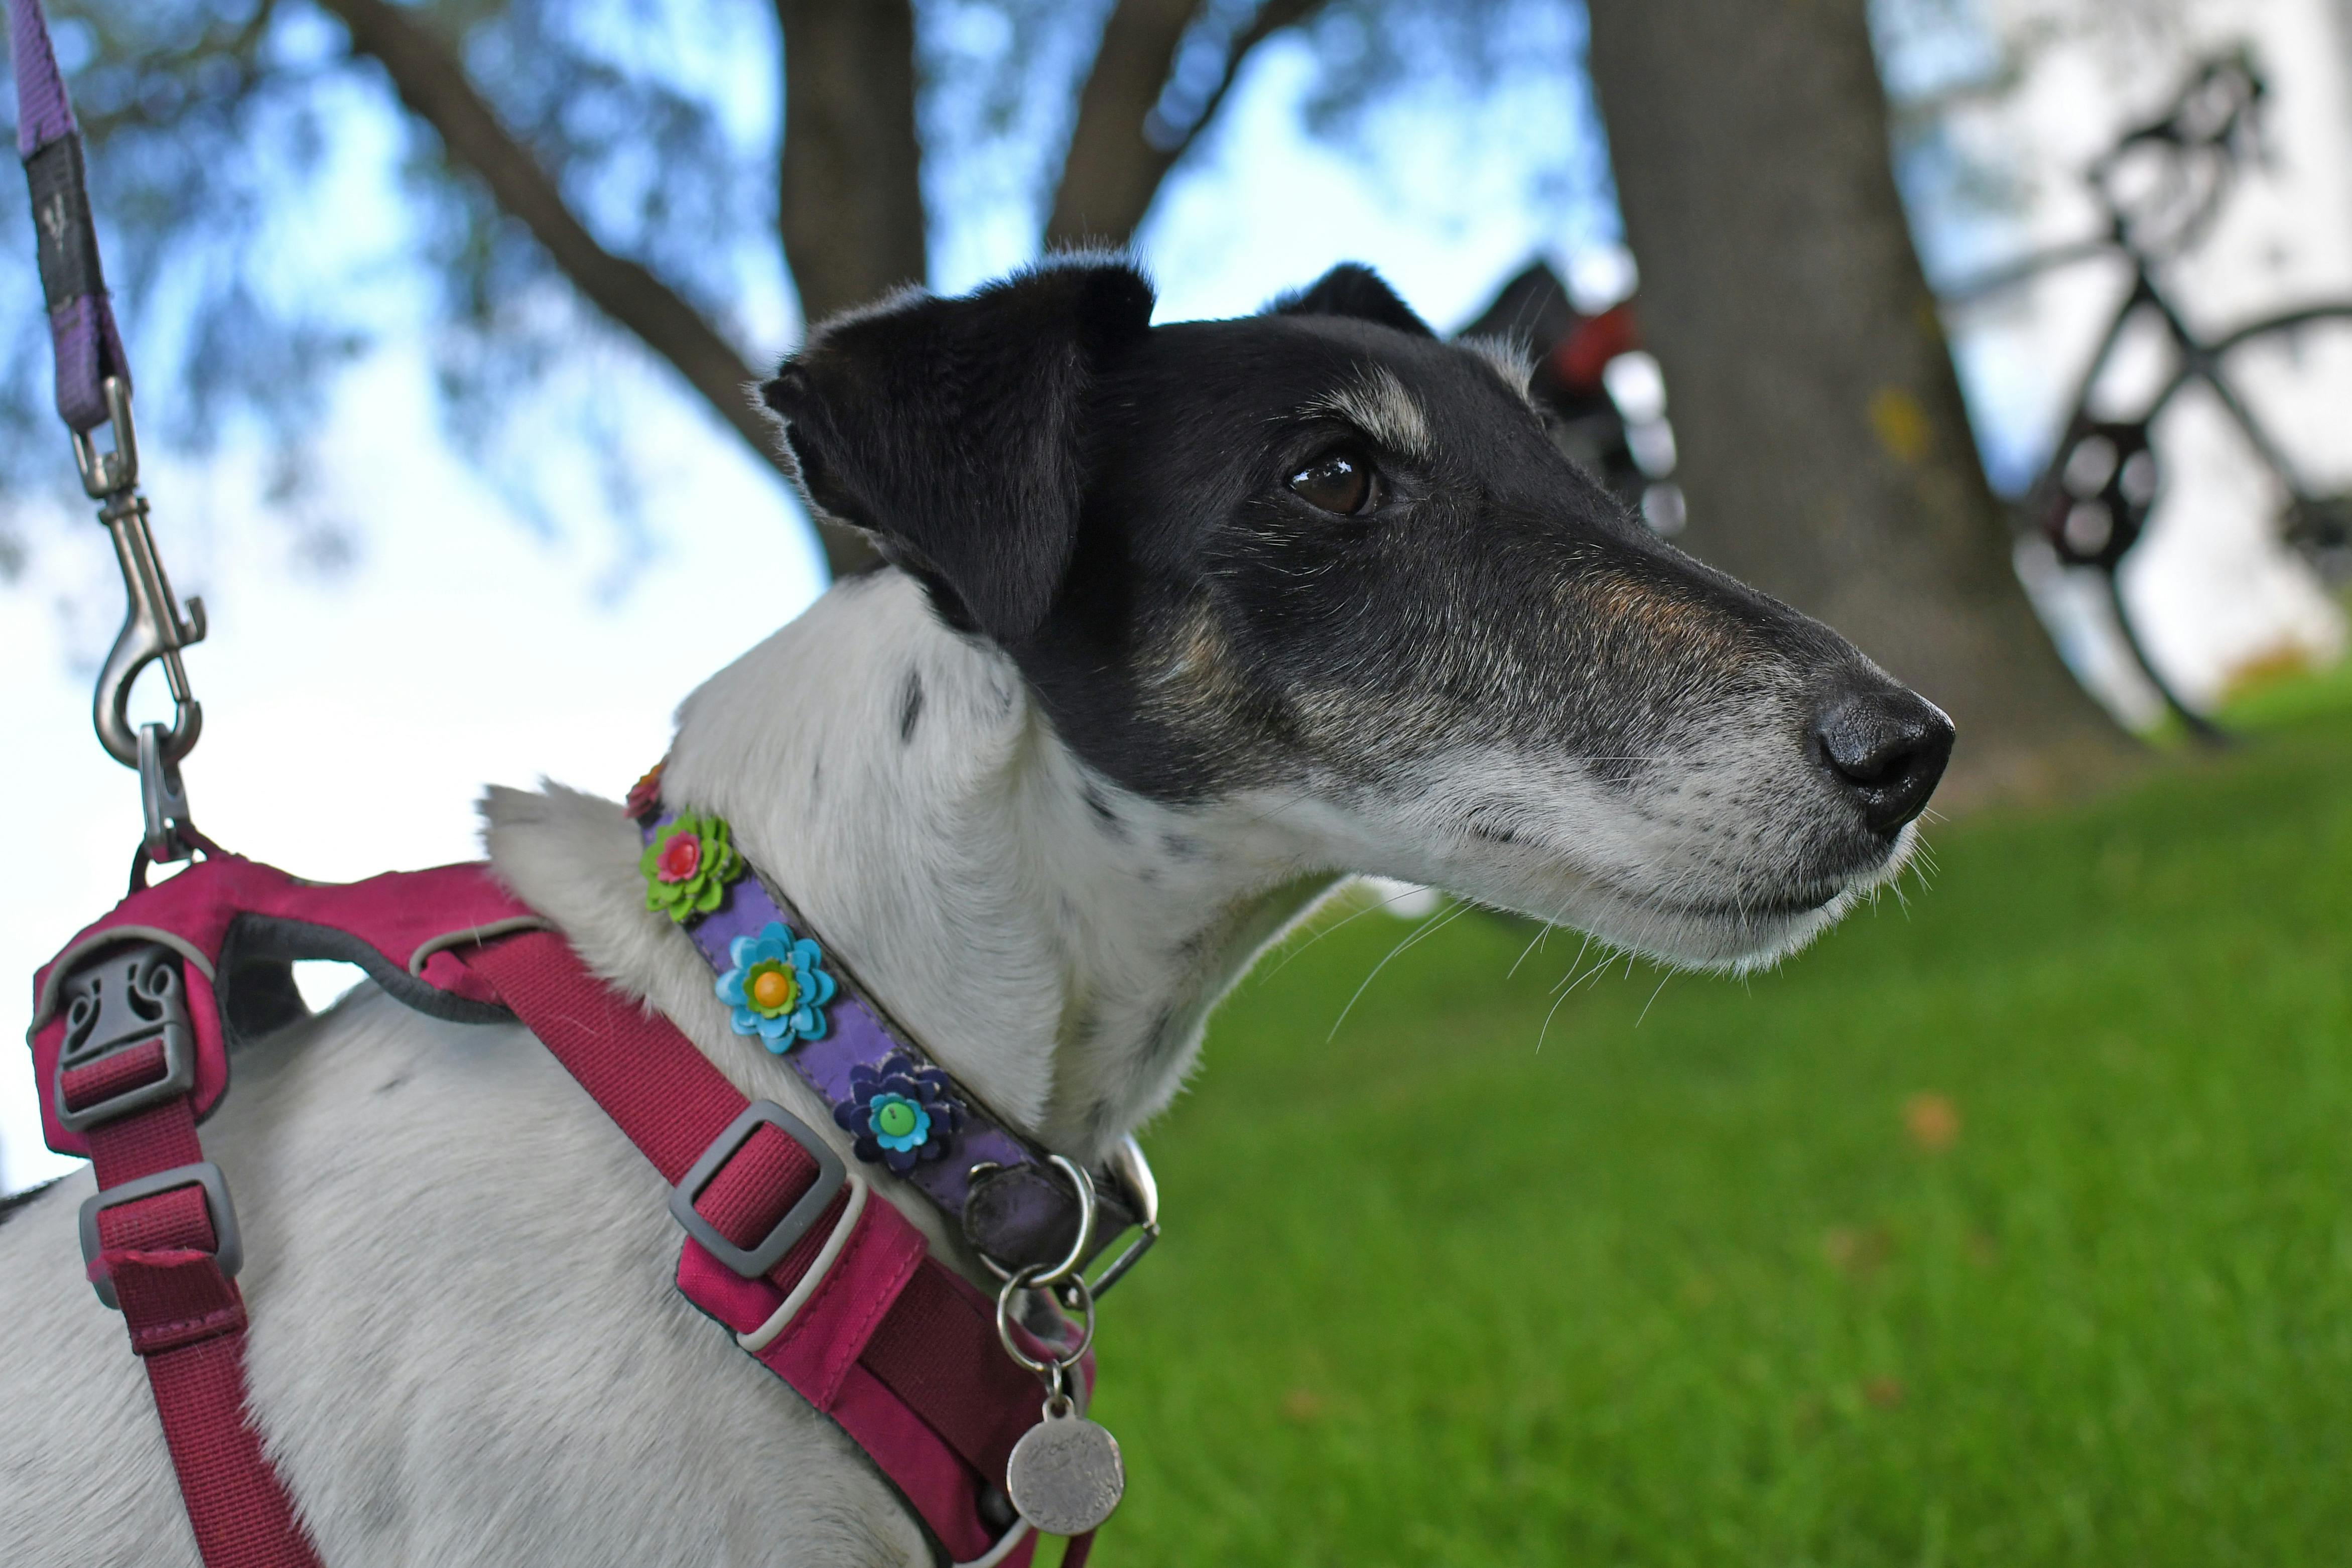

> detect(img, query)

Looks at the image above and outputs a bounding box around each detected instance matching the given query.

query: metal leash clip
[75,375,211,876]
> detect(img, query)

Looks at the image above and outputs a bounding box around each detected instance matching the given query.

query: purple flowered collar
[627,762,1149,1279]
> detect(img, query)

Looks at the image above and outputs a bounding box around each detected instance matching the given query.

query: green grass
[1090,696,2352,1566]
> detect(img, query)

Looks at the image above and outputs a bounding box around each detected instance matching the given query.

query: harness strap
[463,930,1062,1563]
[80,1094,322,1568]
[38,858,1093,1563]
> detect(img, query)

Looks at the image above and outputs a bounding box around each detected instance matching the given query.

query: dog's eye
[1287,447,1375,515]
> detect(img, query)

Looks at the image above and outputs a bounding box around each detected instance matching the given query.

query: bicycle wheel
[2189,304,2352,585]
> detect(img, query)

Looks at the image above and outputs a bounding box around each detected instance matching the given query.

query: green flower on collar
[640,811,744,924]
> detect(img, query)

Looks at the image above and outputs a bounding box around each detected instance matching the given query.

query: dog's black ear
[1270,263,1434,338]
[760,259,1155,641]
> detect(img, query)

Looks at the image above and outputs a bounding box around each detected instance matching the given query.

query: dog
[0,257,1950,1565]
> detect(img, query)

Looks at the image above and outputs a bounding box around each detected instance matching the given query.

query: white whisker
[1326,898,1471,1042]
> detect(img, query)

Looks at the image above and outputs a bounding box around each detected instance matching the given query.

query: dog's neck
[626,570,1336,1161]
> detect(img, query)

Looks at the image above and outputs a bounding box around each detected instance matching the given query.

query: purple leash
[9,0,211,874]
[9,0,128,432]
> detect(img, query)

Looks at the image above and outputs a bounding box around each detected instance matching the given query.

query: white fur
[0,567,1898,1563]
[1312,365,1435,462]
[1457,334,1539,406]
[1297,738,1915,974]
[0,573,1344,1566]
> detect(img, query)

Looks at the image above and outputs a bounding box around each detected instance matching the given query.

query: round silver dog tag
[1005,1402,1124,1536]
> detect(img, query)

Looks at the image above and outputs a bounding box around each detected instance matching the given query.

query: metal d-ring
[976,1153,1097,1289]
[995,1263,1096,1379]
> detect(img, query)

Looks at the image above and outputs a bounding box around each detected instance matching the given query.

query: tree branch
[1045,0,1323,249]
[314,0,874,576]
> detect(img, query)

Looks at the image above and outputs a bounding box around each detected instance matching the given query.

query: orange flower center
[751,968,797,1012]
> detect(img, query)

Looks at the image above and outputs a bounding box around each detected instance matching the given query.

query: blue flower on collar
[715,921,836,1051]
[836,1052,964,1173]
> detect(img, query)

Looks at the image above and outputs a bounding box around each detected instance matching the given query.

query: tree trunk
[776,0,928,328]
[1583,0,2132,804]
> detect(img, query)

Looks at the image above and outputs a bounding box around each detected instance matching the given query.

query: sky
[0,8,1622,1192]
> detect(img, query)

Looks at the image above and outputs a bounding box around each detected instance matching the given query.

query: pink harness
[29,854,1104,1567]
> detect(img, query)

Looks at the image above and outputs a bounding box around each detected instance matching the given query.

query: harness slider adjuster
[78,1160,243,1311]
[53,941,196,1132]
[670,1100,849,1279]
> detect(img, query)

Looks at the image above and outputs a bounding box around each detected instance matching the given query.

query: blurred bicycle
[1943,49,2352,740]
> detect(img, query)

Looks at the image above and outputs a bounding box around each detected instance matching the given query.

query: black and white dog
[0,259,1948,1564]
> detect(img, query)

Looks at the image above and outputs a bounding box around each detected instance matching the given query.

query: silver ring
[976,1153,1097,1288]
[995,1265,1096,1377]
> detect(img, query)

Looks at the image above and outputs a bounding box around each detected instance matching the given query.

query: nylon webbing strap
[463,930,749,1183]
[8,0,130,430]
[462,932,1056,1538]
[56,907,1070,1563]
[81,1095,323,1568]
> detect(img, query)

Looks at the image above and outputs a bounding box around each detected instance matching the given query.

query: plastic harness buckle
[670,1100,848,1278]
[53,940,196,1132]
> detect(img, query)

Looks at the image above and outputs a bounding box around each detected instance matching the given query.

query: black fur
[1271,263,1435,338]
[1080,782,1126,839]
[0,1178,61,1229]
[896,669,924,744]
[762,259,1154,641]
[765,259,1948,885]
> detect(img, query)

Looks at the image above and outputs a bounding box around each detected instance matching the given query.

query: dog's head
[761,258,1950,970]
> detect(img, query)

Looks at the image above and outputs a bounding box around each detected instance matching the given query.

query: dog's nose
[1811,686,1954,836]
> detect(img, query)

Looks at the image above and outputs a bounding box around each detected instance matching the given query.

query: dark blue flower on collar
[835,1051,964,1173]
